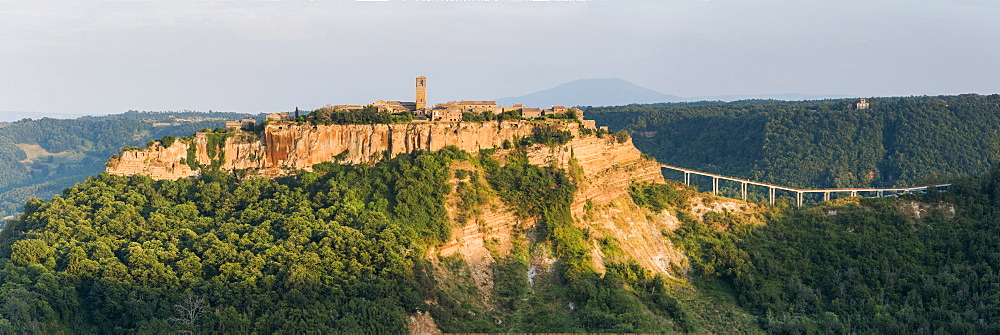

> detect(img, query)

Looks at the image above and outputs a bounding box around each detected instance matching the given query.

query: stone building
[371,100,417,113]
[226,119,256,130]
[521,107,543,119]
[325,76,583,122]
[431,109,463,122]
[416,76,427,110]
[856,99,870,110]
[266,112,291,121]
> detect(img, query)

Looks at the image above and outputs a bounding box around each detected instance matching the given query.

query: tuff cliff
[101,118,765,333]
[418,127,765,333]
[432,133,675,286]
[105,118,734,280]
[107,120,599,179]
[105,119,765,284]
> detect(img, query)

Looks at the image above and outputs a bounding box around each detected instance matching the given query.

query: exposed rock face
[526,136,679,276]
[109,117,682,277]
[108,118,677,280]
[107,120,590,179]
[106,141,201,180]
[431,131,670,282]
[523,135,665,213]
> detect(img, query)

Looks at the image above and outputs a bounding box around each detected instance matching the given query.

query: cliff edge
[107,120,598,179]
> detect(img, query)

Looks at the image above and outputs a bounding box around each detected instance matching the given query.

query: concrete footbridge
[660,164,951,207]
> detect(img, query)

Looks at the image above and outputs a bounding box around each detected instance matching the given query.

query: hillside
[697,173,1000,333]
[0,111,254,218]
[2,113,998,333]
[588,94,1000,189]
[0,118,779,332]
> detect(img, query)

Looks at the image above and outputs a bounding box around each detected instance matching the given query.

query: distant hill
[495,78,681,107]
[587,94,1000,189]
[0,111,99,122]
[0,110,255,218]
[495,78,851,107]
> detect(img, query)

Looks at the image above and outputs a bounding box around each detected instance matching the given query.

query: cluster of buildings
[224,77,588,132]
[322,76,583,122]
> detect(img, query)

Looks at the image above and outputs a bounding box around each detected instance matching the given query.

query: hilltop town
[224,76,597,130]
[336,76,588,121]
[106,77,615,180]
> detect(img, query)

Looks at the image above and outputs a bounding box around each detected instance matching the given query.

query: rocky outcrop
[108,117,681,276]
[106,141,201,180]
[431,131,670,287]
[526,136,679,275]
[523,135,665,213]
[107,120,591,179]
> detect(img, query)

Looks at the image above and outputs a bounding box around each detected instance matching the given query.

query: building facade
[323,76,583,122]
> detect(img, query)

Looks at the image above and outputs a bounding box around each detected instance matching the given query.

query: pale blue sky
[1,0,998,116]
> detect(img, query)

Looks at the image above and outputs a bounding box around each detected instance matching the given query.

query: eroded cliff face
[417,134,766,333]
[107,120,586,179]
[104,118,761,333]
[108,118,685,279]
[106,140,202,180]
[107,119,752,282]
[431,134,676,288]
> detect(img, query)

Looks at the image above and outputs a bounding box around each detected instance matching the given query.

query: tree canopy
[0,148,460,333]
[589,94,1000,188]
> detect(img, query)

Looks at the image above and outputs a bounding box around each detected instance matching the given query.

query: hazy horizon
[2,0,998,116]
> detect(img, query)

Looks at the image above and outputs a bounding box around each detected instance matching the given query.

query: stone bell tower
[416,76,427,110]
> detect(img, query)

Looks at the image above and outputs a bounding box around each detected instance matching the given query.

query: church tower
[416,76,427,110]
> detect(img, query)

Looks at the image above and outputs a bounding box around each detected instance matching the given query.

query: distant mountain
[495,78,681,107]
[495,78,851,107]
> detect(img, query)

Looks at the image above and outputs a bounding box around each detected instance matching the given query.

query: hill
[1,113,998,333]
[588,94,1000,189]
[701,172,1000,333]
[495,78,681,107]
[0,120,769,333]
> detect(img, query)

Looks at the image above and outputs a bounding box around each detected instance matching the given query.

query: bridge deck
[659,163,950,206]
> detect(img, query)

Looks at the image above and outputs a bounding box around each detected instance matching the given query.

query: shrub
[160,135,176,147]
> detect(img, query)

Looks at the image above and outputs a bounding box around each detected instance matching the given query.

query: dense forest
[6,143,997,333]
[628,167,1000,333]
[1,116,997,332]
[0,145,707,333]
[4,96,1000,332]
[0,111,253,218]
[588,94,1000,188]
